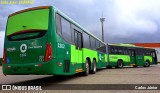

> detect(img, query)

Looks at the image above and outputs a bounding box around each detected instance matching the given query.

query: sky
[0,0,160,57]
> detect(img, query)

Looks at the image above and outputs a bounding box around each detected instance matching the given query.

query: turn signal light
[3,48,6,64]
[44,43,52,62]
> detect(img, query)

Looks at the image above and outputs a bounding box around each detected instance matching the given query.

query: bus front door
[152,50,158,64]
[74,30,83,70]
[129,49,137,66]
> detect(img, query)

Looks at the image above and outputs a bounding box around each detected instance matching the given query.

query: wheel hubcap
[146,62,149,66]
[93,63,96,72]
[119,62,122,67]
[86,63,89,74]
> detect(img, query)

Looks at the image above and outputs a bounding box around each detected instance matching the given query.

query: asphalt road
[0,64,160,92]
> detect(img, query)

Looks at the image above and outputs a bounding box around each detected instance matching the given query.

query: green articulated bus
[3,6,158,76]
[107,44,158,68]
[3,6,107,75]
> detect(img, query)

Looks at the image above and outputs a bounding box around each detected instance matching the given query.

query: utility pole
[100,17,105,42]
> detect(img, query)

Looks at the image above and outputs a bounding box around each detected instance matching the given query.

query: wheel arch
[93,58,96,62]
[146,59,150,62]
[118,59,123,63]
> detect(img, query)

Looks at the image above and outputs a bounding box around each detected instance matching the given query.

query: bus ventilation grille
[64,60,70,73]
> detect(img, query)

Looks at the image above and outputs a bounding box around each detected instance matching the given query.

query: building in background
[132,43,160,62]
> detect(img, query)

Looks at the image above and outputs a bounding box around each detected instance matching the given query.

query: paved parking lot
[0,64,160,92]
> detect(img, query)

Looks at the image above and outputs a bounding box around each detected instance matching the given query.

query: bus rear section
[107,44,157,68]
[3,6,54,75]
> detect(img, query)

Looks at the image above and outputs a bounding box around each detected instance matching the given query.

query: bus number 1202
[58,43,65,49]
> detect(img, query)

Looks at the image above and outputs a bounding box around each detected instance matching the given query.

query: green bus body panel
[3,8,52,75]
[108,54,130,66]
[6,36,47,64]
[82,48,98,62]
[97,52,107,68]
[7,9,49,36]
[71,45,76,63]
[144,56,153,63]
[81,48,107,68]
[130,56,136,65]
[71,46,107,68]
[109,55,130,62]
[108,54,153,67]
[71,45,83,63]
[135,55,144,66]
[130,55,153,66]
[3,60,55,75]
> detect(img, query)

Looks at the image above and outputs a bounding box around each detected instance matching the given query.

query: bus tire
[144,61,150,67]
[133,65,137,67]
[106,66,112,69]
[117,60,123,68]
[91,60,97,74]
[83,60,90,76]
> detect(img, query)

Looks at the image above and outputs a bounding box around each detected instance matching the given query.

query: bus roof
[108,43,150,49]
[108,43,136,47]
[9,6,50,17]
[108,43,156,51]
[143,47,155,50]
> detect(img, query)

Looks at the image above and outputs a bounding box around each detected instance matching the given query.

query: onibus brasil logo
[2,85,42,90]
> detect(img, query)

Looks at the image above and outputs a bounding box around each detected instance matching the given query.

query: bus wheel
[106,66,112,69]
[133,65,137,67]
[144,61,150,67]
[83,61,90,76]
[117,60,123,68]
[91,60,97,74]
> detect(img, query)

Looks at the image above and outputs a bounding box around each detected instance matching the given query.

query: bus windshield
[6,8,49,41]
[7,29,47,41]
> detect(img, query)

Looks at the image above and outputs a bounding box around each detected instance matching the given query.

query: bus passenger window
[56,14,62,35]
[61,18,71,43]
[83,33,90,49]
